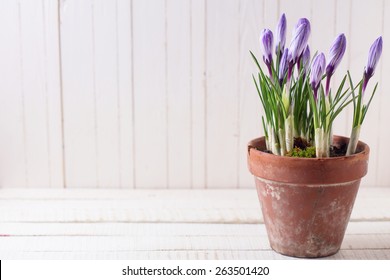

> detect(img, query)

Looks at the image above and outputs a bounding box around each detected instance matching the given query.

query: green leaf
[361,82,378,123]
[250,51,262,72]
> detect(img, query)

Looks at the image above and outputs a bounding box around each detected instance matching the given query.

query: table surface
[0,187,389,259]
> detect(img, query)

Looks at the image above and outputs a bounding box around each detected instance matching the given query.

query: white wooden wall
[0,0,388,188]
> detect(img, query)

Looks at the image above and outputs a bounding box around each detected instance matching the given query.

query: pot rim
[247,135,370,185]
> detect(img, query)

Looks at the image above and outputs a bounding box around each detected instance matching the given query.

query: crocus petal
[365,36,383,79]
[310,53,326,93]
[260,29,274,65]
[326,34,346,77]
[295,18,310,30]
[278,48,289,84]
[288,18,311,64]
[301,45,311,74]
[275,13,287,55]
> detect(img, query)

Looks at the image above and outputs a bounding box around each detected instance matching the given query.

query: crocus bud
[310,53,326,100]
[363,36,383,91]
[278,48,289,85]
[301,45,311,75]
[260,29,274,65]
[325,34,346,95]
[288,18,311,65]
[294,18,310,30]
[275,13,287,56]
[326,34,346,77]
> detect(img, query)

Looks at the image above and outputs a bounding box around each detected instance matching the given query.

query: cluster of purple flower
[254,13,383,157]
[260,14,382,102]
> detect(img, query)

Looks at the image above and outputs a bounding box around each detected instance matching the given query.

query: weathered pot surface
[247,136,370,258]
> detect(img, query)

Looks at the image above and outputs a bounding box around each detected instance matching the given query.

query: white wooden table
[0,187,389,259]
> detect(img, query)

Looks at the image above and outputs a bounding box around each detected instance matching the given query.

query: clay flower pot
[247,135,369,258]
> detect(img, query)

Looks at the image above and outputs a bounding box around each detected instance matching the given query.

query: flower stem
[315,128,329,158]
[269,127,280,155]
[346,126,361,156]
[278,128,286,156]
[266,63,273,78]
[325,75,331,96]
[285,115,294,153]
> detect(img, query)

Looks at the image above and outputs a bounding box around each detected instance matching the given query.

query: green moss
[287,146,316,158]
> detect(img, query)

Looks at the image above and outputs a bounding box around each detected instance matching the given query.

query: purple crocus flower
[288,18,311,65]
[363,36,383,92]
[325,34,346,95]
[310,53,326,101]
[326,34,346,76]
[275,13,287,56]
[294,18,310,30]
[260,29,274,64]
[278,48,289,85]
[260,29,274,76]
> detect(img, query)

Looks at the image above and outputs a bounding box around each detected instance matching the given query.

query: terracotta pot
[247,136,370,258]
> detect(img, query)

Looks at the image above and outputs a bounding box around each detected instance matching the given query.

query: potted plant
[247,14,383,258]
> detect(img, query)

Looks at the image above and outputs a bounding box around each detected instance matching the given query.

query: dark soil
[329,141,347,157]
[293,137,311,150]
[258,137,348,157]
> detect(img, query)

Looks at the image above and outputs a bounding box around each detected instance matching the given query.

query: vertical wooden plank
[166,0,191,188]
[117,0,135,188]
[348,0,383,186]
[238,0,266,189]
[191,0,206,188]
[133,0,167,188]
[263,0,279,26]
[279,0,311,45]
[0,0,27,187]
[0,0,63,188]
[375,0,389,187]
[62,0,133,188]
[93,0,121,188]
[60,0,98,187]
[20,0,50,187]
[310,0,336,52]
[206,0,240,188]
[43,0,64,188]
[332,0,351,138]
